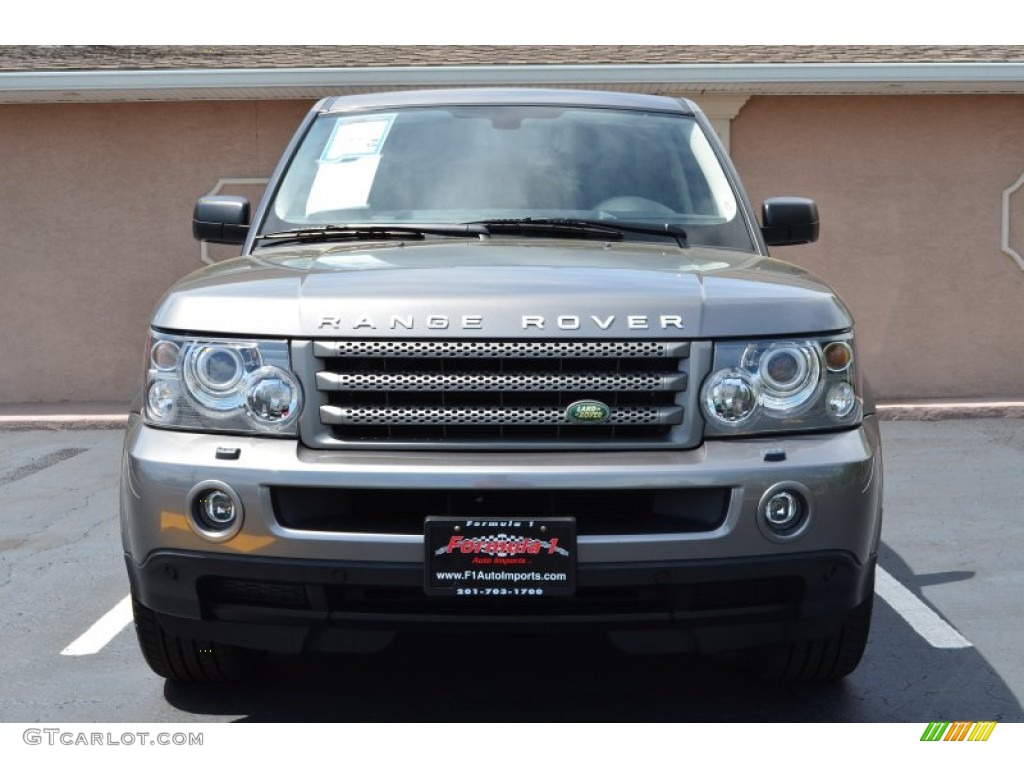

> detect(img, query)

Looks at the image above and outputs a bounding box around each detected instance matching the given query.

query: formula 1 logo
[435,533,570,558]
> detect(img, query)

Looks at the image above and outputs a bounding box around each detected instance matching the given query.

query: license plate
[424,517,576,597]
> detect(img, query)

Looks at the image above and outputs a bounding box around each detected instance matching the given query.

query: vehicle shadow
[163,543,1023,722]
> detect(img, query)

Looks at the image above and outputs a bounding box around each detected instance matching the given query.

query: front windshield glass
[263,105,754,251]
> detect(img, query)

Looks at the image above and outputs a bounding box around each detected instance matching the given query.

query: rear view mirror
[761,197,819,246]
[193,195,250,244]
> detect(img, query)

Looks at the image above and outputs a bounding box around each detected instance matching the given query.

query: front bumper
[126,549,876,654]
[121,415,883,653]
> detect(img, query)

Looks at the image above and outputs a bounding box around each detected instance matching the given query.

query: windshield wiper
[469,218,689,248]
[254,223,489,247]
[255,219,688,248]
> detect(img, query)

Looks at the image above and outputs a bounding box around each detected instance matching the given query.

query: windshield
[262,105,754,251]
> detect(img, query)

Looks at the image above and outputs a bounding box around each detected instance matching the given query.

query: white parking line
[60,594,133,656]
[875,567,972,649]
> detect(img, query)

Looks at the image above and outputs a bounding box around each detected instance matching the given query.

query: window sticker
[321,114,396,161]
[307,155,381,214]
[307,114,396,214]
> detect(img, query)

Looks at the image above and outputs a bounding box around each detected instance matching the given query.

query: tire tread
[132,597,262,683]
[747,591,873,683]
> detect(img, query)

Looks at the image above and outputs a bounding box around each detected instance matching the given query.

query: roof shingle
[3,45,1024,72]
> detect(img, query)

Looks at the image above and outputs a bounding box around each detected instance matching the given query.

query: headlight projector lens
[194,346,244,392]
[244,367,302,429]
[703,369,759,425]
[761,347,806,391]
[756,342,822,413]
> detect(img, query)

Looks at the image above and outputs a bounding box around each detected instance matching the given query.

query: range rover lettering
[121,88,882,683]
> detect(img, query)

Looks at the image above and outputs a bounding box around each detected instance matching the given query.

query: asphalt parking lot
[1,419,1021,722]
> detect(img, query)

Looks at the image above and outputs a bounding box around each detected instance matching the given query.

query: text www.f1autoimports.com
[436,571,568,583]
[23,729,203,747]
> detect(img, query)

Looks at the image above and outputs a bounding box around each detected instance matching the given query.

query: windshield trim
[248,100,759,256]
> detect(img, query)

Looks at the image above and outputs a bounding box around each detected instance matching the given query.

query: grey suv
[122,88,882,683]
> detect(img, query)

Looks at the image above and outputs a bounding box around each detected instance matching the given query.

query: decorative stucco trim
[684,94,750,151]
[1001,173,1024,272]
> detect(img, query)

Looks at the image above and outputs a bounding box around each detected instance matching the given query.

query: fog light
[187,483,243,540]
[198,490,236,529]
[765,492,801,529]
[758,483,811,540]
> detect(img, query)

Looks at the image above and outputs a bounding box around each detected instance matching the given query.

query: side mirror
[761,197,819,246]
[192,195,250,244]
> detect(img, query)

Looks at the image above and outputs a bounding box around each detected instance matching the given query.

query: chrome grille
[313,340,686,359]
[321,404,681,426]
[316,370,688,392]
[308,339,691,446]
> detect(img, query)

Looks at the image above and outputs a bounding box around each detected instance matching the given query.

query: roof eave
[3,62,1024,103]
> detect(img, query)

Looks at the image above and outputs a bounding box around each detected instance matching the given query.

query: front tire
[745,591,874,682]
[132,597,264,683]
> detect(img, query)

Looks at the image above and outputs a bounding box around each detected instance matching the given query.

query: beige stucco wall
[1,94,1022,404]
[731,95,1024,399]
[0,100,309,404]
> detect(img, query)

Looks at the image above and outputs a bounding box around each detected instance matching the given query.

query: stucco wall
[0,100,309,404]
[731,95,1024,399]
[1,94,1022,404]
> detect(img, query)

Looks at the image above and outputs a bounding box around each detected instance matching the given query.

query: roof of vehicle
[319,88,693,114]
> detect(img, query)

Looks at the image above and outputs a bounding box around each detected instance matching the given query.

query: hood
[152,239,852,338]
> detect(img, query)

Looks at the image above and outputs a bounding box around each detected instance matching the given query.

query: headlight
[700,333,861,436]
[143,331,302,435]
[702,369,759,425]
